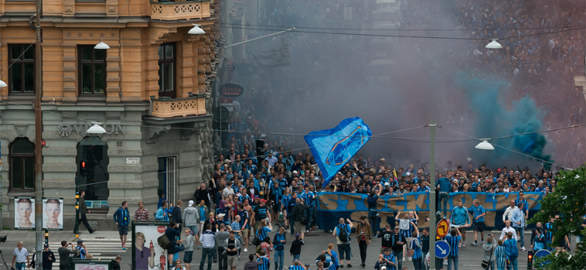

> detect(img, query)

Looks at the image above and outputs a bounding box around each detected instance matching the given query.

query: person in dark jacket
[74,190,95,234]
[113,201,130,250]
[165,221,184,266]
[172,200,183,230]
[31,244,55,270]
[194,183,211,209]
[58,240,76,270]
[109,255,121,270]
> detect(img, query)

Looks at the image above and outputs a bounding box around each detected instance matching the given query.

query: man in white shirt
[502,200,517,223]
[200,224,216,270]
[11,241,29,270]
[499,220,518,241]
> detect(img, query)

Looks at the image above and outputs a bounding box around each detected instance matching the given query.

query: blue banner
[304,117,372,187]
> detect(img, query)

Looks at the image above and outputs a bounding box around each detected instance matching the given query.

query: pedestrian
[183,228,195,270]
[255,219,272,247]
[273,226,287,270]
[445,228,462,270]
[58,240,75,270]
[379,224,393,252]
[254,200,271,234]
[469,199,486,246]
[200,224,216,270]
[230,215,243,251]
[184,200,200,237]
[481,235,496,270]
[244,254,258,270]
[355,216,371,268]
[134,201,150,221]
[509,203,526,251]
[449,200,470,247]
[166,221,185,268]
[75,190,95,234]
[194,183,211,209]
[332,217,353,268]
[198,200,209,234]
[499,220,517,242]
[395,211,417,262]
[76,240,87,259]
[11,241,29,270]
[367,189,381,237]
[408,225,424,270]
[156,201,170,222]
[217,224,230,270]
[390,226,405,270]
[291,198,307,239]
[113,200,130,250]
[288,260,306,270]
[30,243,54,270]
[289,233,304,262]
[504,232,518,270]
[375,248,396,270]
[494,240,507,270]
[204,212,219,234]
[531,222,546,251]
[256,250,270,270]
[109,255,122,270]
[173,200,184,230]
[502,201,516,223]
[325,243,339,270]
[226,230,241,270]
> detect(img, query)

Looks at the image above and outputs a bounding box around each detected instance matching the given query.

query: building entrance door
[158,156,177,205]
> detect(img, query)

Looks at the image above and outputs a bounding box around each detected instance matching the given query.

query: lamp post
[33,0,43,268]
[426,123,437,270]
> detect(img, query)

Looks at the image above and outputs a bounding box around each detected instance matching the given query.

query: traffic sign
[435,240,450,259]
[437,219,449,238]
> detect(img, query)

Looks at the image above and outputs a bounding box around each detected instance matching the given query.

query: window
[78,45,106,95]
[9,138,34,191]
[8,44,35,94]
[158,43,176,98]
[158,156,177,204]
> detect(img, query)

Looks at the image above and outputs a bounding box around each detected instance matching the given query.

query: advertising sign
[132,222,169,270]
[43,198,64,230]
[14,197,35,229]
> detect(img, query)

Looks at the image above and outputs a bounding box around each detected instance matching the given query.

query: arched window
[9,137,34,191]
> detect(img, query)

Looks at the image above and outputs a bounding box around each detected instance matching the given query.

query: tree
[529,166,586,269]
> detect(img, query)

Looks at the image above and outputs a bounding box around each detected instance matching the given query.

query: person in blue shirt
[450,200,471,247]
[437,174,452,215]
[325,243,339,270]
[468,199,486,247]
[273,226,287,270]
[256,250,271,270]
[367,189,381,237]
[256,219,272,246]
[376,248,396,270]
[504,232,518,270]
[409,225,424,270]
[332,218,353,268]
[113,201,130,250]
[288,260,306,270]
[445,228,462,270]
[155,201,170,222]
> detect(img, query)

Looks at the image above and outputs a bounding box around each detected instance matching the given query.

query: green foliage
[534,230,586,270]
[530,167,586,269]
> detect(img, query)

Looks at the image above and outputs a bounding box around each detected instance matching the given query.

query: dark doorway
[76,136,109,211]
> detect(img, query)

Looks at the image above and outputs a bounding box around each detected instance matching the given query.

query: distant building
[0,0,218,228]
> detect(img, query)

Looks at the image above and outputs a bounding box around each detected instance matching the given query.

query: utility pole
[34,0,43,268]
[427,122,437,270]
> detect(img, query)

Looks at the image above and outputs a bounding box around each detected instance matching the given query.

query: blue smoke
[455,73,552,167]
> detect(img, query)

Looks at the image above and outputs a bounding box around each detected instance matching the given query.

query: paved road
[0,230,531,270]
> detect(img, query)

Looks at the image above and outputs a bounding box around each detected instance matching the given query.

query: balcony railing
[151,0,211,21]
[149,94,207,118]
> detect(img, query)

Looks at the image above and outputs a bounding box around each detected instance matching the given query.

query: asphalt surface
[0,230,532,270]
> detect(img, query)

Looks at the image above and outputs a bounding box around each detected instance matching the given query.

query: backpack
[338,224,350,242]
[157,234,171,250]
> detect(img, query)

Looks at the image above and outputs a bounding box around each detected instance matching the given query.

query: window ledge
[77,95,107,102]
[7,190,35,196]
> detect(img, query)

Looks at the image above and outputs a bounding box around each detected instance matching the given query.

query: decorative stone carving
[144,125,171,144]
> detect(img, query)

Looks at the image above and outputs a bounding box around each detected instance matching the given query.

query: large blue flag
[304,117,372,187]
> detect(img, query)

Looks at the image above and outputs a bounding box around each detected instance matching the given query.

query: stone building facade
[0,0,217,229]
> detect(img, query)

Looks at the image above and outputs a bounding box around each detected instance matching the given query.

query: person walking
[273,226,287,270]
[449,200,470,247]
[355,216,371,268]
[184,200,200,237]
[76,240,87,259]
[332,218,353,268]
[445,228,462,270]
[499,220,518,242]
[109,255,122,270]
[390,226,405,270]
[172,200,184,231]
[289,233,304,262]
[291,198,307,239]
[217,224,230,270]
[75,190,95,234]
[504,232,518,270]
[113,201,130,250]
[379,224,393,252]
[30,244,55,270]
[288,260,307,270]
[166,221,185,268]
[494,240,507,270]
[375,248,396,270]
[367,189,381,237]
[256,250,271,270]
[183,228,195,270]
[58,240,76,270]
[244,254,258,270]
[134,201,150,222]
[482,235,496,270]
[469,199,486,246]
[409,225,424,270]
[200,224,216,270]
[225,230,240,270]
[509,204,526,251]
[156,201,170,222]
[11,241,29,270]
[531,222,546,251]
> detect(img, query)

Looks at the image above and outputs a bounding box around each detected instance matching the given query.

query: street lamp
[86,122,106,135]
[94,41,110,50]
[485,39,503,49]
[188,24,206,35]
[0,80,6,88]
[475,139,495,150]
